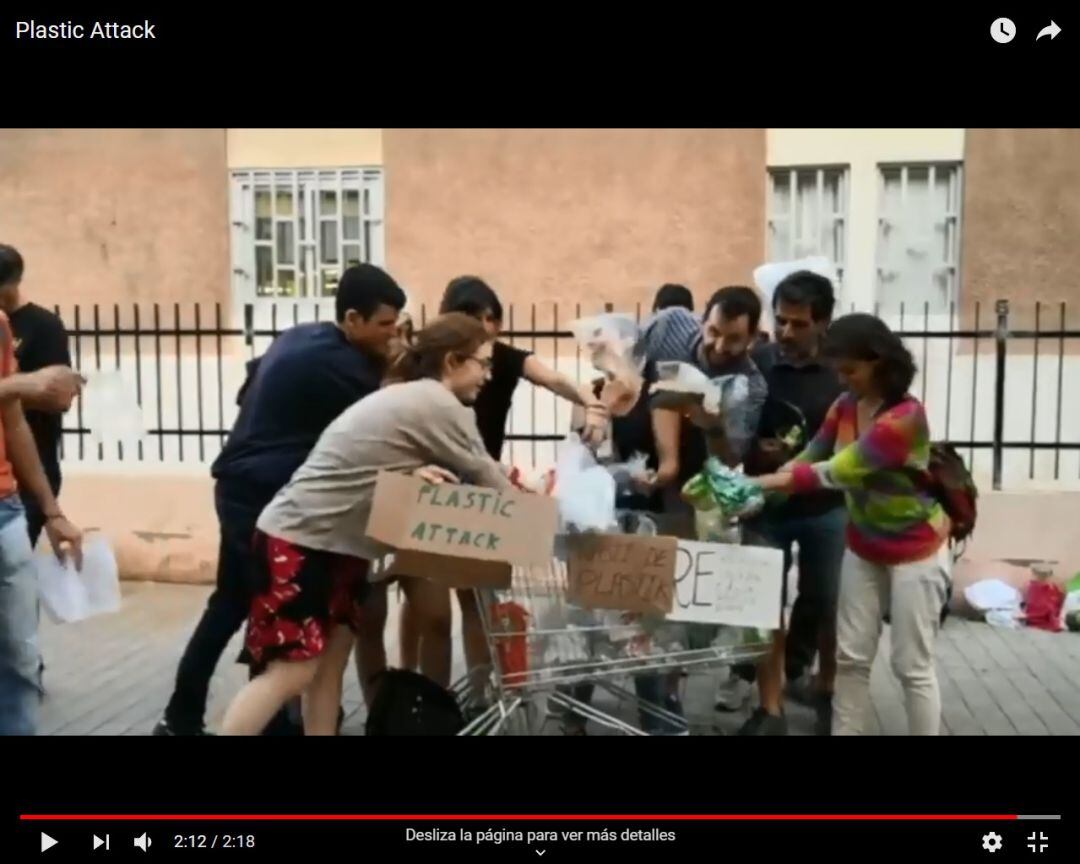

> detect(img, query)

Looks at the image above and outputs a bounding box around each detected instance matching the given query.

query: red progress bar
[20,814,1020,822]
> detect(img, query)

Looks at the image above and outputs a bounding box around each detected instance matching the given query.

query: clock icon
[990,17,1016,43]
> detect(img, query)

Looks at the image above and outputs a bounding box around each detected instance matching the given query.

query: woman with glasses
[219,313,510,734]
[395,276,608,713]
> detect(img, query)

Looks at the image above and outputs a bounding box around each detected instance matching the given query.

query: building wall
[766,128,966,313]
[225,128,383,168]
[961,128,1080,332]
[383,128,767,320]
[0,129,230,311]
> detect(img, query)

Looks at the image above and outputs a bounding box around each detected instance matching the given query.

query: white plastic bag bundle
[555,435,617,532]
[963,578,1022,613]
[568,313,641,362]
[650,361,722,414]
[37,534,121,624]
[569,313,644,416]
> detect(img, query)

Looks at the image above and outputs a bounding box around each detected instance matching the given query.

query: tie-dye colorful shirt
[790,393,948,564]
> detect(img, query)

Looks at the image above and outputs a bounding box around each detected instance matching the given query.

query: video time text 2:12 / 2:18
[173,834,256,849]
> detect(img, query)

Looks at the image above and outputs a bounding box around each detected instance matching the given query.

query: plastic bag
[649,365,752,445]
[569,313,644,404]
[606,452,650,493]
[1024,581,1065,632]
[753,256,839,318]
[37,535,121,624]
[650,361,721,414]
[555,435,617,532]
[963,578,1022,613]
[681,457,764,519]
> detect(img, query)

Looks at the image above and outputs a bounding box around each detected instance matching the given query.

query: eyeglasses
[463,355,493,371]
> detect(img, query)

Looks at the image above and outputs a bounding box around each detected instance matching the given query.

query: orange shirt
[0,312,19,497]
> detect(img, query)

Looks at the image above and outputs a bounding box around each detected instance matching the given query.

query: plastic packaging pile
[568,313,644,417]
[681,456,765,520]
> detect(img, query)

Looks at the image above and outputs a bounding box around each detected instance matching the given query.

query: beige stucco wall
[225,129,383,168]
[383,128,766,322]
[0,129,230,311]
[59,473,218,584]
[960,128,1080,333]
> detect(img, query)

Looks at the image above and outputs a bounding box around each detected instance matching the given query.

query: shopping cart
[455,546,775,736]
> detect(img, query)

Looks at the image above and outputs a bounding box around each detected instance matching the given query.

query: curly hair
[823,313,916,403]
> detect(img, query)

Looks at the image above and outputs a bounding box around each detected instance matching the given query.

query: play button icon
[41,833,59,853]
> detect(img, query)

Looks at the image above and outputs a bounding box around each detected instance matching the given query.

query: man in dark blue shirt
[154,264,406,736]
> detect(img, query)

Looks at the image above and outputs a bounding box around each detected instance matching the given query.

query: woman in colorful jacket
[750,314,950,735]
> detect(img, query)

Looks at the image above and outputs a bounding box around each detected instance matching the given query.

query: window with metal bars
[875,163,962,312]
[767,166,848,289]
[229,168,385,302]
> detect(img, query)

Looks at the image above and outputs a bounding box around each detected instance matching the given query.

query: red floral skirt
[243,531,370,671]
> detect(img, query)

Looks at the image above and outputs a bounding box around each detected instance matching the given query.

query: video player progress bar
[19,814,1062,822]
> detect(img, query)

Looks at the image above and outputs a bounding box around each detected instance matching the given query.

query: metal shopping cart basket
[455,539,777,736]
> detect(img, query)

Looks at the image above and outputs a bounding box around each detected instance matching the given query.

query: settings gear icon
[982,832,1004,853]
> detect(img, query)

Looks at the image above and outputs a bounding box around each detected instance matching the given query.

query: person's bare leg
[758,630,786,716]
[456,589,492,699]
[400,578,453,687]
[220,659,318,735]
[355,583,388,709]
[399,596,420,671]
[303,626,356,735]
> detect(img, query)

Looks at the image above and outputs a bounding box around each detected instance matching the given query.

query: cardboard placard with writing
[667,540,784,630]
[365,471,558,566]
[566,534,678,615]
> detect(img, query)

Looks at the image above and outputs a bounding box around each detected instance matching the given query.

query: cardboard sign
[365,471,558,566]
[381,549,512,590]
[667,540,784,630]
[566,534,678,615]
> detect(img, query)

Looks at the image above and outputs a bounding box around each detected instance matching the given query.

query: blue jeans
[0,496,40,735]
[733,507,848,682]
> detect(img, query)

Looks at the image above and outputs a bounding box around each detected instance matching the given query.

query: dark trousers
[735,507,848,683]
[164,482,298,735]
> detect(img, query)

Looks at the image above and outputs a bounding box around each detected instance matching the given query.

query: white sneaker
[714,673,752,712]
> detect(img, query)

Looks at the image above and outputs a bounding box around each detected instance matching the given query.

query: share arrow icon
[1036,20,1061,41]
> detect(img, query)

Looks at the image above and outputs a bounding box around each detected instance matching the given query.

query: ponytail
[385,312,489,384]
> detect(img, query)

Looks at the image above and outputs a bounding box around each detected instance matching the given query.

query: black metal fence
[53,299,1080,490]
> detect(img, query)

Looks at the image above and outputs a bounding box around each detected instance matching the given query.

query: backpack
[924,442,978,545]
[365,669,465,736]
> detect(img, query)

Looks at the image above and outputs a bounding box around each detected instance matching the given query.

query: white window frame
[229,168,385,314]
[875,162,963,313]
[767,166,849,290]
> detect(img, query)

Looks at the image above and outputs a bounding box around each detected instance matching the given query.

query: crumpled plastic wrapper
[569,313,644,417]
[556,435,619,532]
[682,457,764,519]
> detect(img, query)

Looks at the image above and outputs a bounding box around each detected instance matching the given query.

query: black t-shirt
[211,322,383,508]
[10,303,71,480]
[591,375,664,513]
[474,341,531,460]
[748,342,845,518]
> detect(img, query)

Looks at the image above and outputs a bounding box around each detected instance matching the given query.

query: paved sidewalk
[35,582,1080,736]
